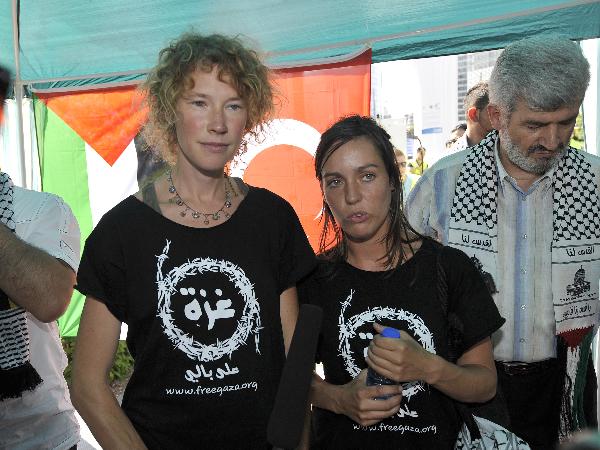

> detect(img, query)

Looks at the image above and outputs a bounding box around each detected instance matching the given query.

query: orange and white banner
[232,51,371,249]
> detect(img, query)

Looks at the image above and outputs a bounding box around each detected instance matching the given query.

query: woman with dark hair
[71,33,315,449]
[300,115,504,449]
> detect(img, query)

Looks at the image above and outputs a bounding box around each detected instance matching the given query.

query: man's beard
[500,129,566,175]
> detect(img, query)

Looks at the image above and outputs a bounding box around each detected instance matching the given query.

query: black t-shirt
[299,239,504,450]
[77,187,316,449]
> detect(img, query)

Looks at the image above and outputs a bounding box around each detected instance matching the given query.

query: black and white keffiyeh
[448,130,600,439]
[0,172,42,400]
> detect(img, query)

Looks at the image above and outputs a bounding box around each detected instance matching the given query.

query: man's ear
[467,106,479,122]
[487,103,503,130]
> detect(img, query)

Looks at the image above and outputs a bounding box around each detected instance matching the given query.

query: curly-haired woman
[72,33,315,449]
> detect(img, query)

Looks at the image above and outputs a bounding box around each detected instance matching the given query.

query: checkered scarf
[0,172,42,400]
[447,130,600,439]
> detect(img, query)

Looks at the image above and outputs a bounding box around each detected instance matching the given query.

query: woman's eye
[227,103,244,111]
[192,100,207,108]
[326,178,341,188]
[363,173,375,181]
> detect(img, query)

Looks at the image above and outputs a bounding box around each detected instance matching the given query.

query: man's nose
[540,124,562,150]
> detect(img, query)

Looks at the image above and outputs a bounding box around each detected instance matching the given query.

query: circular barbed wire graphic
[338,290,435,400]
[156,240,261,362]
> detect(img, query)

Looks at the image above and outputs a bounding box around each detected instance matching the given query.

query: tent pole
[11,0,27,188]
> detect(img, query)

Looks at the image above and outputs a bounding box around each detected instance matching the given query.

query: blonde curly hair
[141,32,274,165]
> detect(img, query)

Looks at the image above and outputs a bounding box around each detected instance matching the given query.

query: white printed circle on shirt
[338,289,436,401]
[156,240,261,362]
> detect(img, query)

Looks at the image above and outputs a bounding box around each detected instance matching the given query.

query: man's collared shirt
[493,143,555,361]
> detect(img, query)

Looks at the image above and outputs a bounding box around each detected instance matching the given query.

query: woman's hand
[366,322,497,403]
[366,322,438,384]
[312,369,402,427]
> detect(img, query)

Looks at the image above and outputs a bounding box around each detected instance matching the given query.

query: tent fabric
[1,0,599,91]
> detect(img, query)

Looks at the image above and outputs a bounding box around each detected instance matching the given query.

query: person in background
[0,65,82,449]
[446,122,467,149]
[409,139,428,175]
[301,115,503,449]
[71,33,315,449]
[393,147,419,202]
[450,81,494,152]
[405,35,599,450]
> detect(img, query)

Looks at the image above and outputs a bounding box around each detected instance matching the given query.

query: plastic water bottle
[366,327,401,400]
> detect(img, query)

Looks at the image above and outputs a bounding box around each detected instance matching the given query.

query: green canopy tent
[1,0,599,88]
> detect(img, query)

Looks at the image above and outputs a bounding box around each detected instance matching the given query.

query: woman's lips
[201,142,229,153]
[347,212,369,223]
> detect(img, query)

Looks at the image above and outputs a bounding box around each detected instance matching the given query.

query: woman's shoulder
[242,185,300,221]
[94,195,149,232]
[316,252,339,268]
[297,255,339,301]
[418,238,468,260]
[412,239,477,278]
[246,184,289,205]
[303,253,339,280]
[438,243,475,267]
[413,236,442,255]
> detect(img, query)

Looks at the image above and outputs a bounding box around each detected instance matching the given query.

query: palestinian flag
[34,87,148,336]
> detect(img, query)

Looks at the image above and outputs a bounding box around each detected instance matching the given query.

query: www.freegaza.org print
[165,381,259,396]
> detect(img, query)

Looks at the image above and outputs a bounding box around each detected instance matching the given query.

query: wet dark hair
[314,115,421,270]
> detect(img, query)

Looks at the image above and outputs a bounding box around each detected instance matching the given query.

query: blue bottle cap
[381,327,401,338]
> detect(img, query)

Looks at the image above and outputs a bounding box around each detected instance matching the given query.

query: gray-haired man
[406,36,599,449]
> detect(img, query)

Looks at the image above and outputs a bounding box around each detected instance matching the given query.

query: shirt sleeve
[275,197,317,294]
[76,212,128,323]
[296,265,325,363]
[405,156,467,246]
[297,265,321,307]
[441,246,505,354]
[405,172,437,240]
[14,190,81,272]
